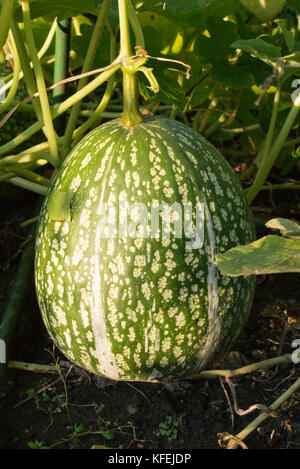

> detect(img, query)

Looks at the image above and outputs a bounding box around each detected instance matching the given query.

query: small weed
[153,415,183,442]
[27,440,49,449]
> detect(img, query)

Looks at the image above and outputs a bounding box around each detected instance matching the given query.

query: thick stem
[53,18,71,136]
[118,0,142,127]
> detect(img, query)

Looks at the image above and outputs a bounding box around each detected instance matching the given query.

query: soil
[0,183,299,450]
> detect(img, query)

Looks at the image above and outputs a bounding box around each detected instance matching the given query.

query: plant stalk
[53,18,71,136]
[0,31,21,114]
[118,0,142,127]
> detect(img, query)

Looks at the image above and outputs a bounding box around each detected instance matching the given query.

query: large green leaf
[14,0,99,21]
[210,62,253,88]
[239,0,286,22]
[194,17,239,64]
[215,235,300,276]
[266,218,300,240]
[138,11,184,57]
[72,25,111,69]
[231,38,282,62]
[160,0,238,25]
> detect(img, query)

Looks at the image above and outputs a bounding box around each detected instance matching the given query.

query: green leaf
[266,218,300,239]
[15,0,99,21]
[215,235,300,276]
[100,430,114,440]
[72,25,111,69]
[194,17,239,64]
[239,0,286,22]
[210,62,253,88]
[138,11,184,57]
[231,38,282,61]
[48,190,74,222]
[161,0,238,27]
[186,85,211,110]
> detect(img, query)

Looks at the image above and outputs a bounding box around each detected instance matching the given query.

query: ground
[0,182,299,450]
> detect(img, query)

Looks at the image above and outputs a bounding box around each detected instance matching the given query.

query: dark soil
[0,185,300,450]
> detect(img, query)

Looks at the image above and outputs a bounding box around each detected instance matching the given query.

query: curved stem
[38,18,58,59]
[0,31,21,114]
[118,0,142,127]
[3,18,57,95]
[0,0,14,51]
[10,17,42,121]
[22,0,60,167]
[63,0,112,157]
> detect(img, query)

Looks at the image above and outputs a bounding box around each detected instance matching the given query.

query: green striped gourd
[34,116,256,382]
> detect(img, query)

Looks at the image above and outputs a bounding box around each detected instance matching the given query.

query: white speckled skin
[35,116,256,382]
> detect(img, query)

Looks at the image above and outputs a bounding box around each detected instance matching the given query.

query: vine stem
[0,0,14,51]
[0,150,49,168]
[118,0,143,127]
[2,164,50,186]
[10,17,43,121]
[63,0,112,157]
[261,183,300,191]
[3,18,57,95]
[246,90,300,204]
[8,176,48,195]
[21,0,60,168]
[193,353,293,379]
[226,376,300,449]
[0,31,21,114]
